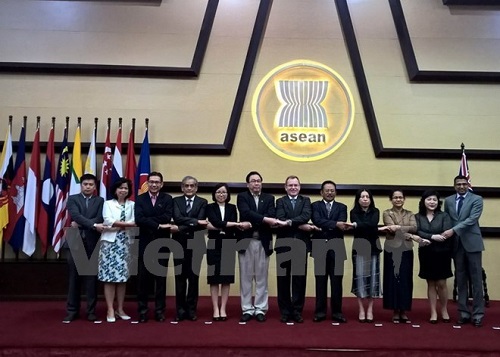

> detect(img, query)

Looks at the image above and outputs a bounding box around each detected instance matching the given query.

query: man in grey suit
[63,173,104,322]
[443,175,485,327]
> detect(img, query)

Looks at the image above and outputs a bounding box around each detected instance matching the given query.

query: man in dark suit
[237,171,282,323]
[275,175,316,323]
[443,175,485,327]
[172,175,208,321]
[311,180,352,323]
[64,173,104,322]
[135,171,174,323]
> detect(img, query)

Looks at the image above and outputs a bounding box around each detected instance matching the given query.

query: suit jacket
[444,192,484,253]
[135,191,173,254]
[205,202,238,239]
[236,190,275,256]
[350,207,381,255]
[173,195,208,243]
[66,193,104,249]
[275,195,312,253]
[311,200,347,260]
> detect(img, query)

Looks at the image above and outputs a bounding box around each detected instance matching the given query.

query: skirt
[98,231,130,283]
[351,252,381,298]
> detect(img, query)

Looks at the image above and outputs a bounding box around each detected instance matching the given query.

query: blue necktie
[457,196,464,215]
[291,198,296,209]
[326,202,332,216]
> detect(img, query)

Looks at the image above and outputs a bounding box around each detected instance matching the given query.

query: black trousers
[276,255,307,317]
[314,251,344,318]
[137,254,169,316]
[173,248,200,318]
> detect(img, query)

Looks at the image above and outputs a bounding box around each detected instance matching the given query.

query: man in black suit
[275,175,316,323]
[172,175,208,321]
[135,171,175,323]
[64,173,104,322]
[237,171,283,323]
[311,180,352,323]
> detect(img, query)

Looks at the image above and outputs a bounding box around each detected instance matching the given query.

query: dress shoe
[139,314,148,323]
[155,313,166,322]
[457,317,471,325]
[63,313,79,323]
[313,316,326,322]
[213,316,221,321]
[429,319,437,324]
[399,316,409,324]
[115,311,131,320]
[332,314,347,323]
[293,314,304,323]
[255,314,266,322]
[240,313,252,323]
[473,318,483,327]
[442,318,451,323]
[107,315,116,323]
[365,319,373,323]
[358,318,367,323]
[175,315,185,322]
[188,314,197,321]
[220,316,228,322]
[87,313,97,322]
[280,315,290,323]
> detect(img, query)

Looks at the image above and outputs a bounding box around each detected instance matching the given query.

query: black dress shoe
[220,316,228,322]
[457,317,471,325]
[442,318,451,323]
[280,315,290,323]
[332,314,347,323]
[175,315,185,322]
[155,313,165,322]
[473,318,483,327]
[63,313,79,323]
[240,313,252,323]
[139,314,148,323]
[188,315,197,321]
[255,314,266,322]
[429,319,438,324]
[293,314,304,323]
[87,313,97,322]
[313,316,326,322]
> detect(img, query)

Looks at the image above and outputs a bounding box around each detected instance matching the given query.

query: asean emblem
[252,60,355,161]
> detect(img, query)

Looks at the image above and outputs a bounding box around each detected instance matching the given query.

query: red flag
[52,127,70,253]
[125,128,137,201]
[459,147,472,191]
[38,124,55,254]
[99,125,112,200]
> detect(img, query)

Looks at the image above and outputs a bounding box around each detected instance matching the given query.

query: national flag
[99,125,112,200]
[22,125,41,256]
[85,126,97,176]
[0,124,13,249]
[125,127,137,201]
[53,127,70,253]
[459,145,472,191]
[69,125,83,195]
[5,126,27,251]
[38,123,55,254]
[135,128,150,197]
[111,125,123,185]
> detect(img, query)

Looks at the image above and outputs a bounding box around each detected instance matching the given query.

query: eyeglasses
[215,191,228,195]
[249,179,262,184]
[148,180,162,185]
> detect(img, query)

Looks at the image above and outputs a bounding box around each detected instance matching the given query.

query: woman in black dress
[205,183,241,321]
[350,189,382,323]
[410,190,453,323]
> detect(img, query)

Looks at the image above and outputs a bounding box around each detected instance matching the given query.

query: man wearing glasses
[135,171,175,323]
[237,171,286,322]
[172,176,208,322]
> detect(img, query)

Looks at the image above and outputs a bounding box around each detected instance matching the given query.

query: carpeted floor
[1,297,499,356]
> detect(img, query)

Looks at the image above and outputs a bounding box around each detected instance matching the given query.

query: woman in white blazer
[98,177,136,322]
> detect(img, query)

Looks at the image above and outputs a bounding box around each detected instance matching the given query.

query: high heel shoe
[115,311,131,320]
[429,319,438,324]
[442,318,451,323]
[107,314,116,323]
[213,316,221,321]
[220,316,228,321]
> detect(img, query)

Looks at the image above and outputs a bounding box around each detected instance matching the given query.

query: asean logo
[252,60,354,162]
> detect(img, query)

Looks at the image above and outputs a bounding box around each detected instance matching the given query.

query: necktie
[253,195,259,209]
[291,198,296,209]
[326,202,332,216]
[457,195,464,215]
[85,197,90,209]
[186,198,192,214]
[151,195,156,206]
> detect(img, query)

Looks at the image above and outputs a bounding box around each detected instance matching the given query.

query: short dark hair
[80,173,97,184]
[418,190,442,215]
[110,177,133,200]
[246,171,262,183]
[454,175,468,183]
[320,180,336,191]
[148,171,163,182]
[389,189,405,200]
[211,183,231,203]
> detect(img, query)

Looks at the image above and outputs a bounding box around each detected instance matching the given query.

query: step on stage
[1,297,499,356]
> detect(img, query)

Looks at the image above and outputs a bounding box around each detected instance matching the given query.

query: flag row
[0,118,152,256]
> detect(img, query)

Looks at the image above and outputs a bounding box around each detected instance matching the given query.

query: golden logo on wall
[252,60,355,162]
